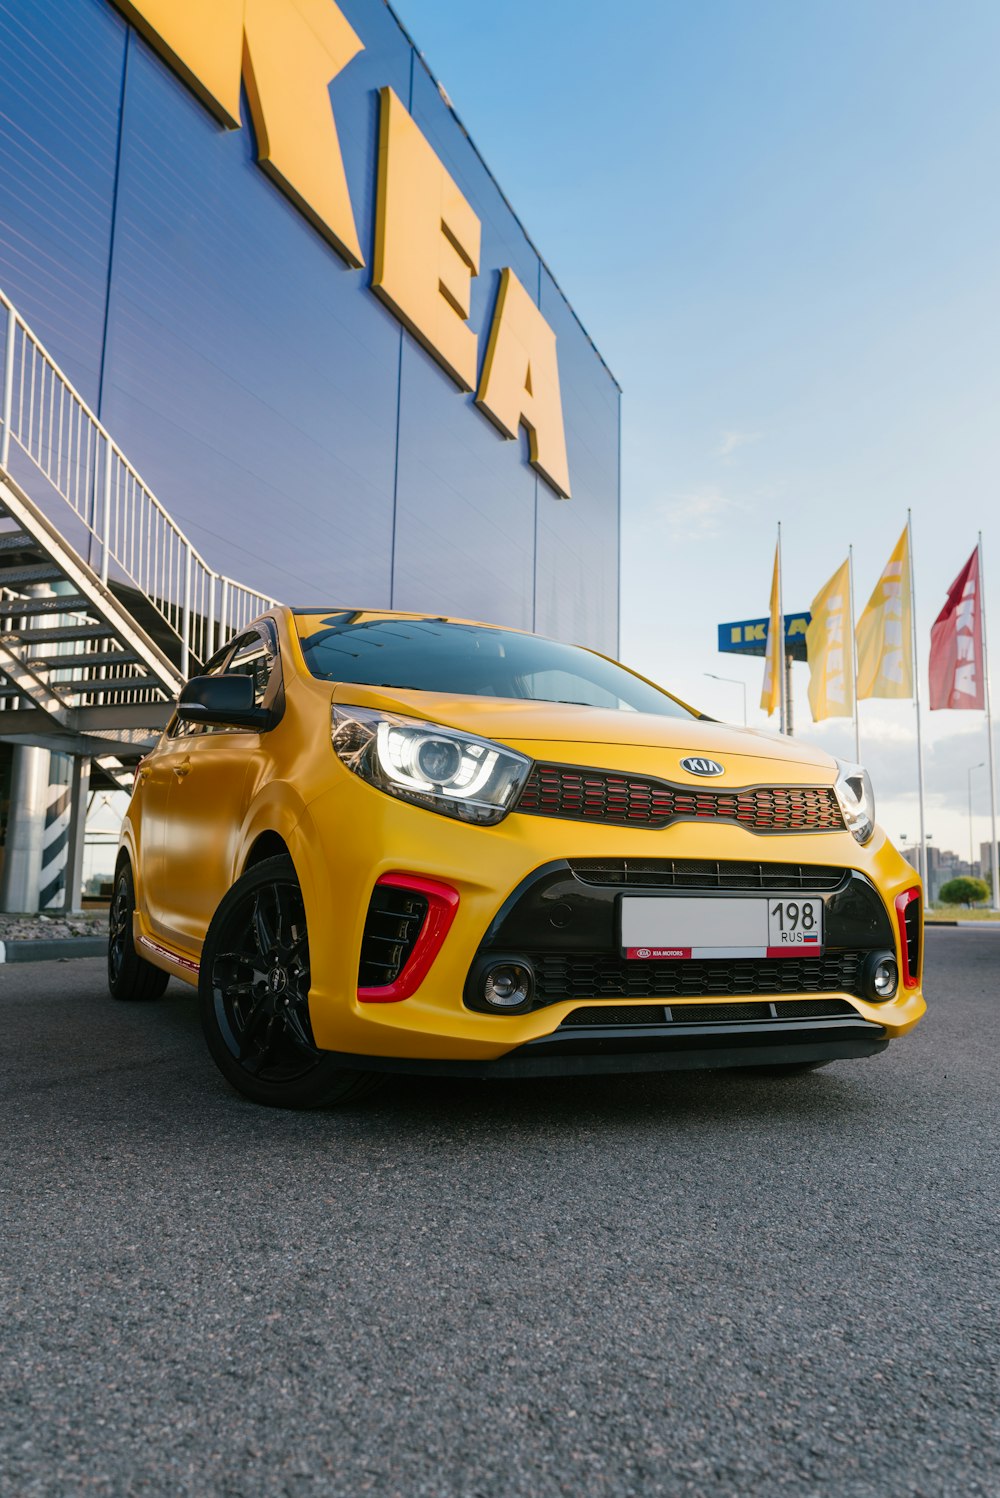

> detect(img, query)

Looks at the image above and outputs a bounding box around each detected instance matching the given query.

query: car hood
[330,686,839,776]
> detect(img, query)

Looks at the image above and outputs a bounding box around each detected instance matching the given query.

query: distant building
[905,846,978,903]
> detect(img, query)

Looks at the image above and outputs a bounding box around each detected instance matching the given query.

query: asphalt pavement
[0,929,997,1497]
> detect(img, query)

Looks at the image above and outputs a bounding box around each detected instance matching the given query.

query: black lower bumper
[325,1017,888,1079]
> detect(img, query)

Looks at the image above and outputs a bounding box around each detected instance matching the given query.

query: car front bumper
[290,772,926,1068]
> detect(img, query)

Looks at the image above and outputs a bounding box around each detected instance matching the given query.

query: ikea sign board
[717,613,812,662]
[110,0,572,498]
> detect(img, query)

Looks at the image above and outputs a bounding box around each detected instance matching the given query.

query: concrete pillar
[0,743,51,912]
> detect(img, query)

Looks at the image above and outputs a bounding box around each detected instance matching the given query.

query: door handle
[137,765,152,781]
[173,759,192,779]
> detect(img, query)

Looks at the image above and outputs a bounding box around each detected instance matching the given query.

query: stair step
[12,623,112,643]
[0,532,36,554]
[0,562,64,584]
[0,595,92,616]
[70,673,164,695]
[26,650,140,670]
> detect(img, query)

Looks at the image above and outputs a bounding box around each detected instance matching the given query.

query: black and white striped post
[39,754,91,912]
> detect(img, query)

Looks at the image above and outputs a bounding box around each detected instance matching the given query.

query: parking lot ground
[1,928,997,1497]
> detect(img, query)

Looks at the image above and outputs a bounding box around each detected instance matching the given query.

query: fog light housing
[483,962,534,1012]
[862,951,898,1001]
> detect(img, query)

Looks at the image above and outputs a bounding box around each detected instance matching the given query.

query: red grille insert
[515,764,845,835]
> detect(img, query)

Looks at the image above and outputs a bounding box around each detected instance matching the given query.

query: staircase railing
[0,288,279,675]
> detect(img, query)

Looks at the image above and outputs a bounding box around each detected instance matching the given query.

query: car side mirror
[176,675,272,731]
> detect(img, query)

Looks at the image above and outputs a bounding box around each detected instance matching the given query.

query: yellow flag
[806,558,854,720]
[856,527,913,699]
[760,543,782,715]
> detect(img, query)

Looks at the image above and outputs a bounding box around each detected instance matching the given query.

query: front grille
[559,997,856,1027]
[569,859,847,891]
[516,764,844,834]
[529,950,865,1003]
[357,885,428,988]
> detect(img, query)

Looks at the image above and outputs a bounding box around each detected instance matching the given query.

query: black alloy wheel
[198,854,380,1108]
[107,859,170,1001]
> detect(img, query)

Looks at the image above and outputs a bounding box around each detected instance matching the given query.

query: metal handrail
[0,289,279,674]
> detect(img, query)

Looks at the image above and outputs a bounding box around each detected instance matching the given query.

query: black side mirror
[176,675,272,730]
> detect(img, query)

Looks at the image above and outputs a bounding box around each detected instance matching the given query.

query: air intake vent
[558,997,856,1028]
[903,898,921,979]
[357,885,428,989]
[569,859,847,890]
[528,951,865,1004]
[516,765,845,834]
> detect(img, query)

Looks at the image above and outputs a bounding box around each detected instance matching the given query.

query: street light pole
[969,762,985,874]
[705,673,747,726]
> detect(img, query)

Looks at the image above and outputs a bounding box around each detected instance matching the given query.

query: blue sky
[396,0,1000,858]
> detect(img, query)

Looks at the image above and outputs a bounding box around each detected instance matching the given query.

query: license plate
[621,896,824,959]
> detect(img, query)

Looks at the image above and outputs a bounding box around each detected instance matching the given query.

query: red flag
[929,546,984,709]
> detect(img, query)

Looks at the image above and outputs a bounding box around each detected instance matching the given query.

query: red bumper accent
[357,873,460,1003]
[894,886,921,988]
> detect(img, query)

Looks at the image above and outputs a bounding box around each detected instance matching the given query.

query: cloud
[797,711,999,852]
[719,430,762,459]
[657,487,744,542]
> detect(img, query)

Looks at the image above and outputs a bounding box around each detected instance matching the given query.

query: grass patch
[927,905,1000,922]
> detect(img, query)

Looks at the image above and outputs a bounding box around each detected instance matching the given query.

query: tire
[198,854,382,1109]
[108,859,171,1001]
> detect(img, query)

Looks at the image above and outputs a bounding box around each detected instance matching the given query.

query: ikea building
[0,0,620,911]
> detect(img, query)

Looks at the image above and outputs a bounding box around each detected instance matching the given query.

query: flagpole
[848,544,861,762]
[978,531,999,912]
[777,521,787,735]
[908,509,928,889]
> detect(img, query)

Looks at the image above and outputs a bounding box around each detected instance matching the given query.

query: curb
[926,921,1000,931]
[0,937,108,963]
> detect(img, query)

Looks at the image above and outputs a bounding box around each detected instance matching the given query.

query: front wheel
[198,855,381,1109]
[108,859,170,1001]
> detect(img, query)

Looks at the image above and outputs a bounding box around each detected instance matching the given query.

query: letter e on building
[372,88,481,392]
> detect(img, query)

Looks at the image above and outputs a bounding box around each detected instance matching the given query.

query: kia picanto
[109,608,925,1107]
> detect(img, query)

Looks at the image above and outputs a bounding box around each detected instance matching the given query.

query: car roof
[286,606,535,636]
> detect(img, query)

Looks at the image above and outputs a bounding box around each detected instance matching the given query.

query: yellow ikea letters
[373,89,481,393]
[111,0,365,266]
[477,269,571,499]
[109,0,571,496]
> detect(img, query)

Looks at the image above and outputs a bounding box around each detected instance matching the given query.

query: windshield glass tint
[295,614,696,719]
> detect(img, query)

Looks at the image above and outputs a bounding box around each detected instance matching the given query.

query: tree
[938,876,989,907]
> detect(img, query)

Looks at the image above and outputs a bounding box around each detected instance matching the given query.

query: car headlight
[331,704,532,825]
[833,758,875,844]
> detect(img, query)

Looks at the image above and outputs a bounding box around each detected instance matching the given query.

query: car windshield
[294,613,697,719]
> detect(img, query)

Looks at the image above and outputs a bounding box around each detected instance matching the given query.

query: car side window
[226,630,276,709]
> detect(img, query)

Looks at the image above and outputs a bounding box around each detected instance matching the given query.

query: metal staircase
[0,288,279,760]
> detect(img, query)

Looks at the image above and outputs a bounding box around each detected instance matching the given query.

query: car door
[154,625,281,952]
[135,639,238,939]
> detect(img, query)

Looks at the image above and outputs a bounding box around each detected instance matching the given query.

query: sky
[395,0,1000,861]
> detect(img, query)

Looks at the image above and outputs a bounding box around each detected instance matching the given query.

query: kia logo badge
[680,756,725,777]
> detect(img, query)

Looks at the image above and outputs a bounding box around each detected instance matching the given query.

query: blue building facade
[0,0,620,651]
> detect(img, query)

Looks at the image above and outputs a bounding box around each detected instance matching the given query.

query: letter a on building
[928,545,984,709]
[856,527,913,699]
[806,558,853,720]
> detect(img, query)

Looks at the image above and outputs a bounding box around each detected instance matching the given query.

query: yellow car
[109,607,925,1107]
